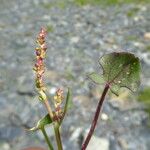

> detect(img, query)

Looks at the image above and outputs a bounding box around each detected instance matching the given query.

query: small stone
[144,32,150,40]
[0,126,22,141]
[22,147,46,150]
[134,16,140,22]
[75,23,84,28]
[74,95,91,108]
[101,113,109,121]
[90,87,102,99]
[17,83,35,97]
[44,70,61,82]
[109,97,140,112]
[60,21,68,26]
[43,15,50,20]
[49,87,57,95]
[133,42,143,47]
[70,37,80,44]
[141,6,147,11]
[118,138,128,150]
[1,143,10,150]
[86,136,109,150]
[139,52,150,65]
[109,100,120,110]
[70,127,83,141]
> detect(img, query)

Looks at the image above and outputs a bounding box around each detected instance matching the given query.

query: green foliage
[125,35,138,41]
[73,0,113,6]
[100,52,140,93]
[60,88,73,124]
[46,24,54,33]
[145,45,150,52]
[41,2,53,9]
[29,114,52,131]
[31,27,143,149]
[72,0,150,6]
[88,72,104,84]
[89,52,141,96]
[40,0,150,8]
[65,68,76,81]
[41,1,67,9]
[138,87,150,125]
[65,88,73,111]
[127,7,140,17]
[138,87,150,104]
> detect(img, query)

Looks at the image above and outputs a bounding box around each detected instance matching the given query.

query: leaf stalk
[81,83,110,150]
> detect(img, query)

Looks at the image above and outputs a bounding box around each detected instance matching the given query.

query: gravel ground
[0,0,150,150]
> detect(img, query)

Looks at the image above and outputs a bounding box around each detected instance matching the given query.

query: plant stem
[43,99,63,150]
[81,84,110,150]
[44,99,54,119]
[54,123,63,150]
[41,128,54,150]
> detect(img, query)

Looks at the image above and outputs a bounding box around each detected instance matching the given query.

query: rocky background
[0,0,150,150]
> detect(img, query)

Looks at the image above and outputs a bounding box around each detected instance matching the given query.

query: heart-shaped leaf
[28,114,52,131]
[99,52,141,94]
[89,52,141,96]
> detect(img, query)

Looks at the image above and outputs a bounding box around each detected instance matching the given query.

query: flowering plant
[28,28,141,150]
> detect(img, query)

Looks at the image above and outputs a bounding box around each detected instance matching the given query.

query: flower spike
[34,28,47,101]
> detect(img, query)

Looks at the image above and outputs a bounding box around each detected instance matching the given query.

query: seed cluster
[34,28,47,100]
[54,89,64,118]
[34,28,64,121]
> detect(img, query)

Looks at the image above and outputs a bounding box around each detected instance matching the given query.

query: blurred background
[0,0,150,150]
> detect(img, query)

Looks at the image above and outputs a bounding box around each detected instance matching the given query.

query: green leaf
[60,88,72,125]
[88,72,105,84]
[138,87,150,104]
[110,85,120,96]
[64,88,73,115]
[28,114,52,131]
[99,52,141,94]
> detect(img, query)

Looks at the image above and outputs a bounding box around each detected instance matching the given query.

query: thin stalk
[54,123,63,150]
[43,99,63,150]
[43,99,54,119]
[81,84,110,150]
[41,127,54,150]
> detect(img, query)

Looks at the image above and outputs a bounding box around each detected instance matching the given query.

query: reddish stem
[81,84,110,150]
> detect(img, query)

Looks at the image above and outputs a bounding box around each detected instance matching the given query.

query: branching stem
[43,99,63,150]
[54,123,63,150]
